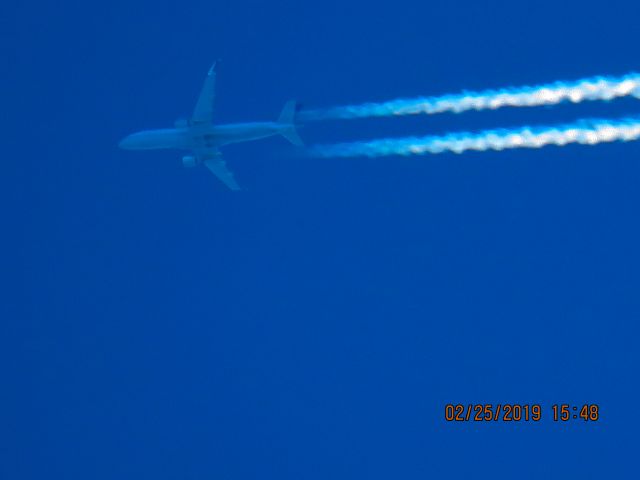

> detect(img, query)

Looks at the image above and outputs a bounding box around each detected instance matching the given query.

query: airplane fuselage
[119,121,288,151]
[118,61,302,189]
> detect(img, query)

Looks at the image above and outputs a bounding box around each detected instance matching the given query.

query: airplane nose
[117,129,178,150]
[119,135,134,149]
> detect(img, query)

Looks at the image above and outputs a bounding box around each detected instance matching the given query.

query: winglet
[208,60,219,76]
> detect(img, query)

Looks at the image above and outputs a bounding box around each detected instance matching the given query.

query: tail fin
[278,100,304,147]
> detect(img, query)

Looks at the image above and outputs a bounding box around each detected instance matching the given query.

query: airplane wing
[203,155,241,191]
[192,61,218,124]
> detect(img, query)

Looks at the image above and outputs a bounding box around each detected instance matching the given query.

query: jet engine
[182,155,199,168]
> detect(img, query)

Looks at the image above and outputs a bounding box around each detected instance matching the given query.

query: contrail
[308,116,640,158]
[299,73,640,121]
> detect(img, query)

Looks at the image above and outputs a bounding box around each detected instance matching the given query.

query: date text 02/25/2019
[444,404,600,422]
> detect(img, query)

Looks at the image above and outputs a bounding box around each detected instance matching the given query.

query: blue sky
[4,0,640,478]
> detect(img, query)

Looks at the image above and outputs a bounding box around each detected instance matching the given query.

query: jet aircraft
[119,62,303,190]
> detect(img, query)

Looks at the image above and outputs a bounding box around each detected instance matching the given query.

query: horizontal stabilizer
[278,100,297,124]
[278,100,304,146]
[281,127,304,147]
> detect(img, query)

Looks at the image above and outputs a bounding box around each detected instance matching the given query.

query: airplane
[119,61,303,190]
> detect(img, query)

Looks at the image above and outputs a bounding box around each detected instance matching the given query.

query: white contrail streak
[308,117,640,158]
[300,73,640,121]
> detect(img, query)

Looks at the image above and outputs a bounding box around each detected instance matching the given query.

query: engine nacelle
[182,155,199,168]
